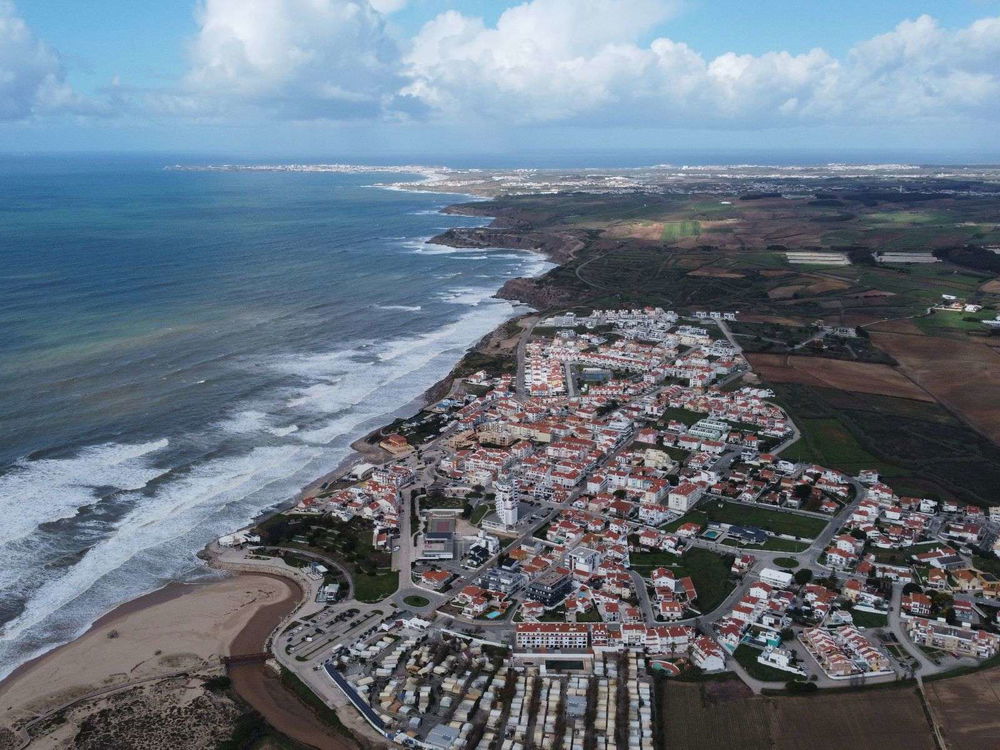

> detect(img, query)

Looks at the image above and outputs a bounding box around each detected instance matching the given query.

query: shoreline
[0,569,303,743]
[0,188,553,720]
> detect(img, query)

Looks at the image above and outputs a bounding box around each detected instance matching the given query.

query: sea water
[0,155,552,679]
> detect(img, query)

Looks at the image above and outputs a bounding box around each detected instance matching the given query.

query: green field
[782,417,901,476]
[678,548,736,613]
[403,595,430,608]
[850,609,888,628]
[773,557,800,569]
[682,501,828,539]
[913,309,997,335]
[354,570,399,602]
[662,220,702,242]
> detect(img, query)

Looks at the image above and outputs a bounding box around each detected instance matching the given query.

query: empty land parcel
[655,679,936,750]
[925,666,1000,750]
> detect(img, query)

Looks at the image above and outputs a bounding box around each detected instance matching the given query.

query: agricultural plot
[747,353,932,401]
[871,332,1000,443]
[925,666,1000,750]
[661,220,701,242]
[774,383,1000,505]
[771,689,936,750]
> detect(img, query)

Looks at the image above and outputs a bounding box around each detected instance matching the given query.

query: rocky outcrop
[495,277,577,310]
[428,227,585,264]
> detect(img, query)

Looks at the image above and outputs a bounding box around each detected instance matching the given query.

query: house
[421,569,453,590]
[901,593,933,617]
[668,482,704,512]
[379,433,412,455]
[691,636,727,672]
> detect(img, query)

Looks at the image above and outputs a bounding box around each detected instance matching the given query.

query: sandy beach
[0,573,300,747]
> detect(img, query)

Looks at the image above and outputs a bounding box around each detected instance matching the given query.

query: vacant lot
[871,332,1000,443]
[925,666,1000,750]
[747,353,932,401]
[654,679,935,750]
[771,689,935,750]
[684,500,828,539]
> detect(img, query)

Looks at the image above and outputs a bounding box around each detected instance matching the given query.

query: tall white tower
[494,479,519,528]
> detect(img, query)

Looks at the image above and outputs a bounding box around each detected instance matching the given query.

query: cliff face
[495,277,577,309]
[428,227,586,265]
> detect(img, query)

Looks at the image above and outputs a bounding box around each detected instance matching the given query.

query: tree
[902,582,923,595]
[794,569,813,586]
[793,483,812,501]
[780,627,795,642]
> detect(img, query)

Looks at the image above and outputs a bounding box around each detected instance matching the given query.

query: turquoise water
[0,156,550,679]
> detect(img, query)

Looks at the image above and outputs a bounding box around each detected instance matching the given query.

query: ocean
[0,155,551,679]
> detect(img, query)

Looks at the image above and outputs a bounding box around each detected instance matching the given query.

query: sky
[2,0,1000,161]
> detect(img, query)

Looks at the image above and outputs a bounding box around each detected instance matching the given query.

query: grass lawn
[695,500,828,538]
[470,503,492,525]
[630,550,684,570]
[773,557,800,569]
[403,595,430,608]
[850,609,888,628]
[354,570,399,602]
[576,608,603,623]
[658,406,703,427]
[678,548,736,613]
[733,645,800,683]
[721,537,809,553]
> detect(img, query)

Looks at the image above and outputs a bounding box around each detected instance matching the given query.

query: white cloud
[403,3,1000,127]
[179,0,404,118]
[0,0,90,120]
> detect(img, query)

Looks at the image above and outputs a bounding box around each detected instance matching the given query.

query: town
[218,306,1000,750]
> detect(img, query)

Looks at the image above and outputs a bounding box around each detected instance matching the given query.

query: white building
[494,479,519,527]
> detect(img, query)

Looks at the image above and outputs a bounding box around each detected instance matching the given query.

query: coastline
[0,189,558,742]
[0,570,303,745]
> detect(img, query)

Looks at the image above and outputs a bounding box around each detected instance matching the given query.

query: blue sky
[3,0,1000,160]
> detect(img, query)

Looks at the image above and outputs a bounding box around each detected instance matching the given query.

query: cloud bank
[1,0,998,132]
[0,0,90,120]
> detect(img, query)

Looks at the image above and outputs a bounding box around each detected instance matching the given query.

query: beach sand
[0,574,299,742]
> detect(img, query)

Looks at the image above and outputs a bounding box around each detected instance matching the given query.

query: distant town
[215,304,1000,750]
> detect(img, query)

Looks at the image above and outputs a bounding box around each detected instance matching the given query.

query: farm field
[654,679,936,750]
[662,220,701,242]
[924,666,1000,750]
[772,383,1000,504]
[747,353,933,401]
[871,331,1000,443]
[770,689,935,750]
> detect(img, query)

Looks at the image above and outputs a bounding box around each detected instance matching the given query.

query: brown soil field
[870,332,1000,442]
[768,284,806,300]
[925,667,1000,750]
[657,680,935,750]
[772,689,935,750]
[805,279,850,295]
[747,353,934,401]
[760,269,795,278]
[688,267,746,278]
[865,318,924,334]
[607,221,664,241]
[979,279,1000,294]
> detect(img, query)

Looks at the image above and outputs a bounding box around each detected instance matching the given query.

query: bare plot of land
[870,332,1000,442]
[656,680,935,750]
[925,667,1000,750]
[747,353,934,401]
[772,689,935,750]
